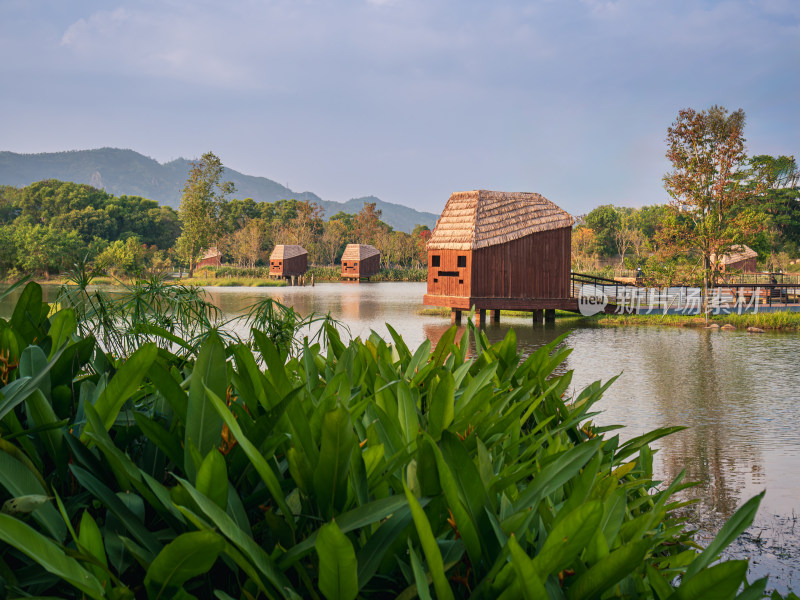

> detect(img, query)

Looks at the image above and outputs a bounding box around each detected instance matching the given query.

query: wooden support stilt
[532,309,543,323]
[474,309,486,326]
[544,309,556,322]
[492,309,501,323]
[451,310,462,325]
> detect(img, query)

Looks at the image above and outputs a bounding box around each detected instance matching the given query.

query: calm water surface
[5,282,799,590]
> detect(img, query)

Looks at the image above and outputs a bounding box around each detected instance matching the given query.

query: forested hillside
[0,148,439,232]
[0,179,431,278]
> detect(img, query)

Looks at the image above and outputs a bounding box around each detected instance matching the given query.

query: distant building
[341,244,381,279]
[196,247,222,268]
[423,190,574,321]
[712,245,758,273]
[269,244,308,278]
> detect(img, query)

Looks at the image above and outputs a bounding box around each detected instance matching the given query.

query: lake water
[3,281,799,591]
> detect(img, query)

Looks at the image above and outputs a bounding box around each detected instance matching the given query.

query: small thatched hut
[341,244,381,280]
[269,245,308,278]
[423,190,574,323]
[196,247,222,269]
[712,245,758,273]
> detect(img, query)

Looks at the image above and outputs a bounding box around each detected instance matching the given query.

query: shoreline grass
[419,306,800,331]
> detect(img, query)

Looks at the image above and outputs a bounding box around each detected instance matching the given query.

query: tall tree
[175,152,235,276]
[352,202,385,246]
[584,205,620,256]
[747,155,800,254]
[663,106,765,311]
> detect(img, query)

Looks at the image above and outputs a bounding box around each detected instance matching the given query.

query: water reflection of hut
[712,245,758,273]
[341,244,380,280]
[423,190,574,324]
[196,247,222,268]
[269,245,308,279]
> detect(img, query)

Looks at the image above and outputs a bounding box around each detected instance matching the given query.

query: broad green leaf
[25,388,65,472]
[514,438,602,512]
[671,560,748,600]
[10,281,44,346]
[647,564,674,600]
[316,520,358,600]
[70,465,161,557]
[313,404,356,517]
[144,531,225,600]
[408,539,434,600]
[428,371,454,440]
[532,500,603,578]
[282,495,411,567]
[185,333,226,481]
[0,341,66,429]
[78,510,108,583]
[19,345,50,396]
[684,492,763,580]
[567,539,650,600]
[81,342,157,438]
[0,513,105,599]
[133,412,183,469]
[205,384,295,530]
[431,325,457,367]
[48,308,77,359]
[507,534,548,600]
[196,449,228,510]
[175,477,294,596]
[404,481,454,600]
[0,446,64,541]
[148,362,188,423]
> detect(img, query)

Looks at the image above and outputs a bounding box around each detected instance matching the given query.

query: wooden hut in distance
[341,244,380,280]
[196,247,222,269]
[269,245,308,279]
[423,190,574,324]
[712,245,758,273]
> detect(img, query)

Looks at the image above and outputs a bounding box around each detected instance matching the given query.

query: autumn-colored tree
[571,227,597,271]
[176,152,235,276]
[224,218,267,268]
[663,106,766,311]
[352,202,385,245]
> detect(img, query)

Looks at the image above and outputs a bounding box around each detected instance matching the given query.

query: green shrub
[215,266,272,279]
[0,281,780,598]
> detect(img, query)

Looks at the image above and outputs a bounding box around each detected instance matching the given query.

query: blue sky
[1,0,798,216]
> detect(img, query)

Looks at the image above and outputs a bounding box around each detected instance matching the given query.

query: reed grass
[178,276,286,287]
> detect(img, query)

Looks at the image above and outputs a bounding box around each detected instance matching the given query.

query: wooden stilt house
[341,244,381,280]
[269,245,308,278]
[423,190,574,323]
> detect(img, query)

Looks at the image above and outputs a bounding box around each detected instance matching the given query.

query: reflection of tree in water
[636,330,763,520]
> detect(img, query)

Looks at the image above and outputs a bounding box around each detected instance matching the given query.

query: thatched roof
[427,190,574,251]
[712,244,758,265]
[342,244,380,261]
[270,244,307,260]
[200,247,222,260]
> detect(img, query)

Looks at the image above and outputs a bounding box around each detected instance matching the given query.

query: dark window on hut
[343,262,347,266]
[457,256,467,268]
[431,255,440,267]
[354,261,358,266]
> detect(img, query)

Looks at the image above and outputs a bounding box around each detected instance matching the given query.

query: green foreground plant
[0,281,786,599]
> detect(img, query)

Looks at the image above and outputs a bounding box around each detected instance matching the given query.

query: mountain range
[0,148,439,233]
